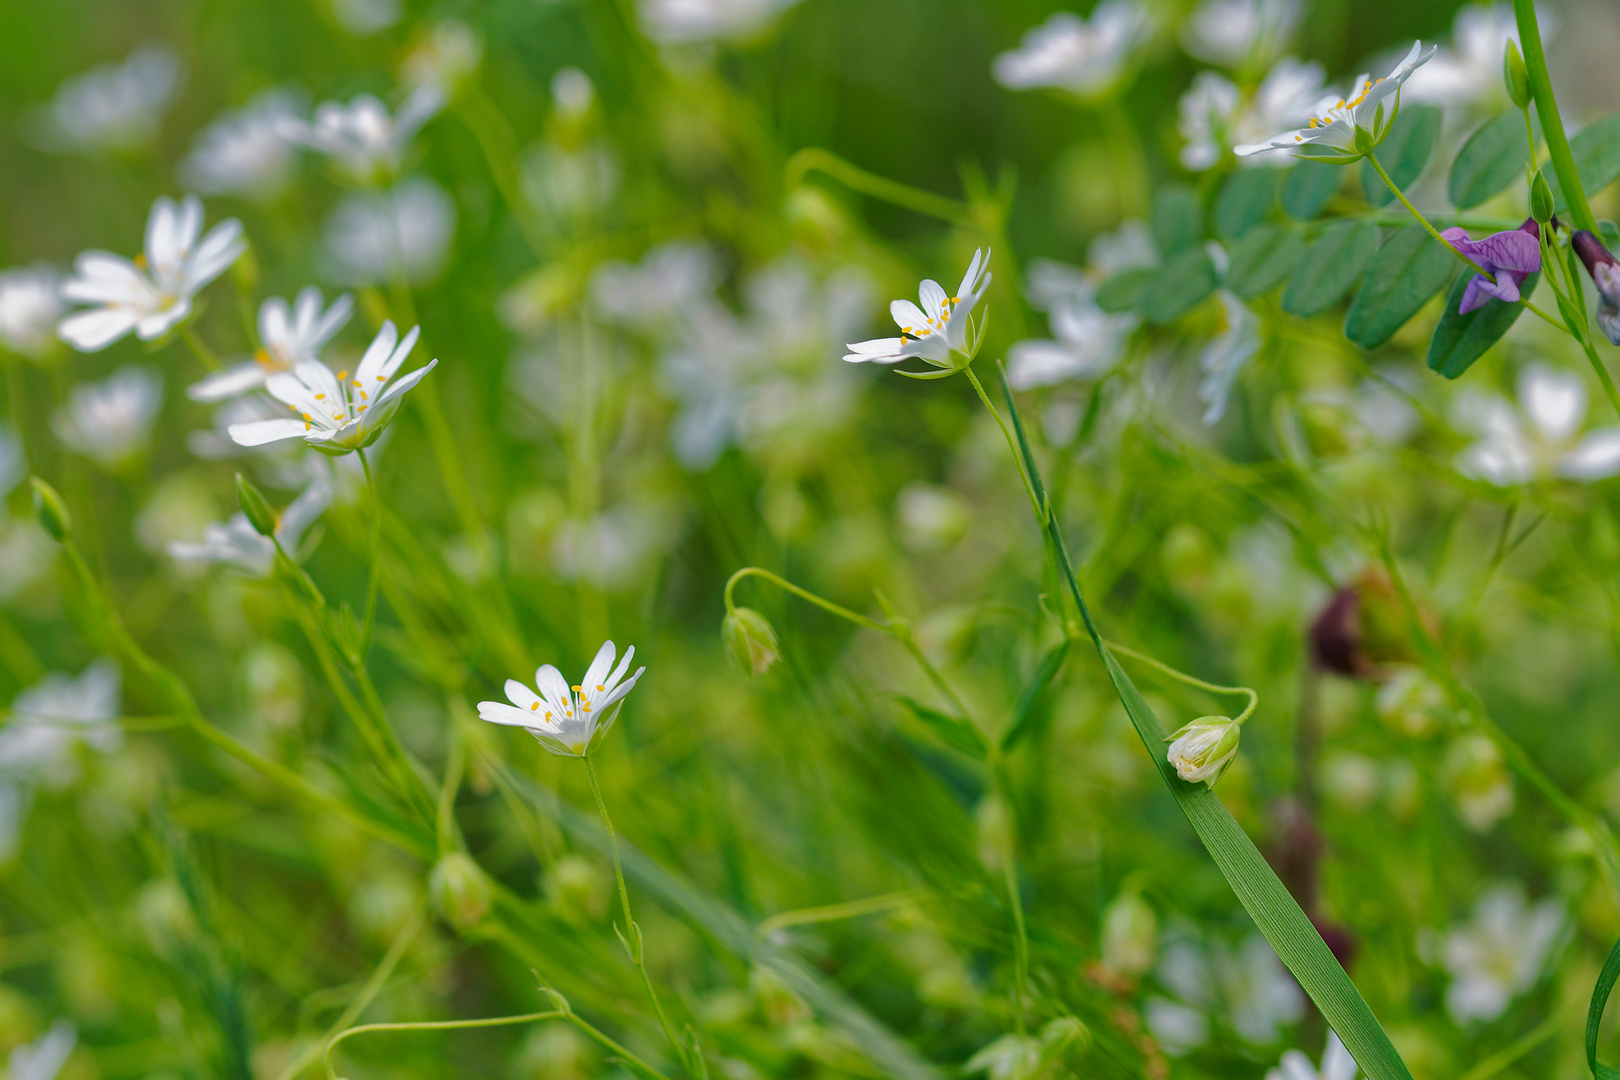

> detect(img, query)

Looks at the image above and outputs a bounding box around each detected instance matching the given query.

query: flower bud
[235,473,277,537]
[1530,169,1554,224]
[722,607,780,676]
[1444,734,1514,832]
[1100,890,1157,979]
[30,477,70,542]
[1165,715,1240,787]
[1573,230,1620,345]
[429,851,493,931]
[1503,40,1532,110]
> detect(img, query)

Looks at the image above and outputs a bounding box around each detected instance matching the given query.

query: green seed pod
[1530,168,1554,224]
[722,607,780,676]
[1504,40,1531,110]
[30,477,70,542]
[429,852,493,932]
[235,473,277,537]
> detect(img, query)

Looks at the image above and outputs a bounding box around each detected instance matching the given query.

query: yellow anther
[572,685,582,692]
[530,701,539,711]
[255,348,274,369]
[582,702,591,711]
[336,371,348,380]
[303,412,312,421]
[315,393,326,400]
[134,253,148,269]
[596,684,604,691]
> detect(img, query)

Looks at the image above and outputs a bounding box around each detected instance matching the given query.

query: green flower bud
[235,473,277,537]
[429,851,493,931]
[30,477,70,542]
[1100,890,1158,978]
[1165,715,1241,787]
[1504,40,1532,110]
[722,607,780,676]
[1530,168,1554,224]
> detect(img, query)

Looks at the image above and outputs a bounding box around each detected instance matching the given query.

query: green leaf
[1282,220,1382,318]
[1281,161,1342,220]
[890,694,991,760]
[1214,169,1277,240]
[1425,269,1539,378]
[1224,225,1305,299]
[1587,935,1620,1080]
[994,368,1417,1080]
[1449,112,1534,209]
[1001,641,1069,752]
[1361,104,1442,207]
[1549,114,1620,212]
[1141,248,1217,325]
[1095,267,1156,313]
[1152,184,1204,256]
[1344,226,1457,349]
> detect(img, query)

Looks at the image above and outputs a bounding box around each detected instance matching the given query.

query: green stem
[181,325,222,372]
[1104,641,1259,724]
[1000,810,1029,1036]
[1367,152,1497,282]
[1514,0,1598,233]
[724,567,884,632]
[962,365,1046,523]
[583,754,690,1076]
[358,448,383,652]
[784,148,972,225]
[1098,100,1149,219]
[754,892,918,938]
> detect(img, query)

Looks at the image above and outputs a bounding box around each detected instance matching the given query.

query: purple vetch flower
[1440,219,1541,314]
[1572,230,1620,345]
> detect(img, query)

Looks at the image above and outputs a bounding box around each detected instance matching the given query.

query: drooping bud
[1530,169,1554,224]
[1503,40,1532,110]
[30,477,70,542]
[235,473,277,537]
[722,607,780,676]
[1573,230,1620,345]
[1165,715,1240,787]
[429,851,493,931]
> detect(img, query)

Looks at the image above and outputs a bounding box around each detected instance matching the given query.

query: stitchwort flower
[0,265,65,361]
[189,288,354,402]
[180,89,302,201]
[477,640,646,757]
[1182,0,1301,71]
[1234,40,1436,161]
[1166,715,1241,786]
[52,366,163,469]
[1266,1033,1357,1080]
[1453,362,1620,485]
[226,320,436,454]
[57,194,244,352]
[992,2,1156,99]
[844,248,991,373]
[1441,219,1540,312]
[279,85,443,186]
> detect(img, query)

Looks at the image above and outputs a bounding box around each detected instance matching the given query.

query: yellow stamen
[530,702,539,711]
[336,371,348,380]
[134,253,148,269]
[255,348,274,369]
[596,684,604,691]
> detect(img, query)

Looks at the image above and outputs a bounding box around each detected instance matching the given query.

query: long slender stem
[181,325,222,372]
[583,754,689,1075]
[1367,152,1497,282]
[962,365,1046,523]
[784,148,972,225]
[1515,0,1598,233]
[1104,641,1259,724]
[1000,819,1029,1036]
[358,448,383,651]
[724,567,884,632]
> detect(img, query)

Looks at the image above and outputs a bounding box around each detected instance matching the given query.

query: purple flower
[1440,219,1542,314]
[1573,230,1620,346]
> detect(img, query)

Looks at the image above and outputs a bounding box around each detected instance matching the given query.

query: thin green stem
[325,1013,565,1080]
[181,325,222,372]
[962,365,1046,523]
[724,567,884,631]
[1523,298,1569,333]
[1103,640,1259,724]
[1515,0,1598,233]
[755,892,919,938]
[583,754,689,1076]
[1000,825,1029,1036]
[784,148,972,225]
[1367,151,1497,282]
[358,448,383,652]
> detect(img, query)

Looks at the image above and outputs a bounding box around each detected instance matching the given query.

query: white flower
[1235,41,1436,160]
[52,366,163,468]
[7,1020,76,1080]
[1436,885,1563,1023]
[180,89,302,200]
[478,640,646,757]
[1143,997,1209,1056]
[1405,3,1550,107]
[1454,363,1620,484]
[844,249,992,370]
[329,0,401,34]
[189,288,354,403]
[1007,259,1135,389]
[322,177,455,285]
[168,463,333,576]
[1088,220,1158,275]
[1179,58,1326,171]
[227,320,436,454]
[37,44,180,153]
[57,194,245,352]
[1166,715,1241,786]
[523,141,619,222]
[552,68,597,119]
[591,241,719,329]
[1265,1033,1357,1080]
[1444,734,1514,832]
[0,265,65,361]
[0,425,22,500]
[638,0,805,45]
[992,2,1156,98]
[549,505,673,590]
[1183,0,1301,70]
[1221,934,1305,1044]
[0,661,122,788]
[1199,292,1262,423]
[279,85,444,186]
[402,20,483,96]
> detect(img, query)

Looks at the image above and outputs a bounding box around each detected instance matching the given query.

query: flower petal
[227,418,311,446]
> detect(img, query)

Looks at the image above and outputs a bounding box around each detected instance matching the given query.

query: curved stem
[1104,640,1259,724]
[784,148,971,225]
[325,1013,563,1080]
[583,754,689,1075]
[724,567,884,631]
[181,325,222,372]
[1367,151,1497,283]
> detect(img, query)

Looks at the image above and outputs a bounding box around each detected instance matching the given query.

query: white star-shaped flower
[993,2,1156,98]
[188,288,354,402]
[1454,363,1620,485]
[279,85,443,186]
[226,320,436,454]
[844,249,992,372]
[1235,41,1435,160]
[57,194,244,352]
[478,640,646,757]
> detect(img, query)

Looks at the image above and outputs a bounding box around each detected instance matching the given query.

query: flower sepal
[1165,714,1242,788]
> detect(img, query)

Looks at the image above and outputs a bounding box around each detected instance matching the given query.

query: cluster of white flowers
[33,43,181,153]
[1421,884,1564,1023]
[992,2,1157,99]
[1144,928,1305,1055]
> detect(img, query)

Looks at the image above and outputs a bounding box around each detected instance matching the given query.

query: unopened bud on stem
[1530,169,1554,225]
[30,477,70,542]
[1504,41,1532,110]
[722,607,780,675]
[429,851,493,931]
[1165,715,1241,787]
[235,473,277,537]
